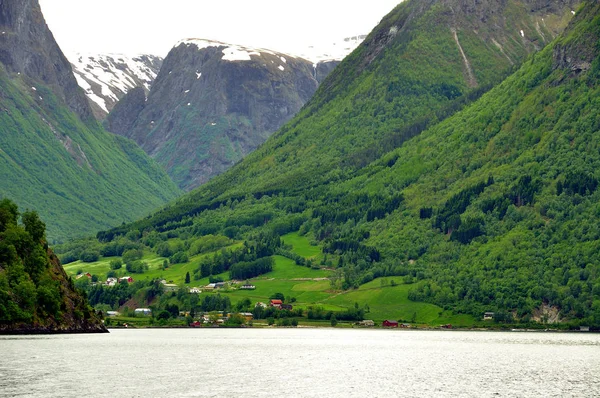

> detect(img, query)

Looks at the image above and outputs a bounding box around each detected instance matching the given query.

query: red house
[270,299,283,308]
[382,320,399,328]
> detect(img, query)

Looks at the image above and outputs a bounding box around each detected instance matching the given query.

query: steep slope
[0,199,107,334]
[70,53,163,120]
[91,0,600,325]
[105,40,320,190]
[0,0,92,121]
[0,0,181,243]
[183,0,577,200]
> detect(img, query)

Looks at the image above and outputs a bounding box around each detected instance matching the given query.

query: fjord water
[1,329,598,397]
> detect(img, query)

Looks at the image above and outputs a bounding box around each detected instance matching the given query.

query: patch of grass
[281,232,323,259]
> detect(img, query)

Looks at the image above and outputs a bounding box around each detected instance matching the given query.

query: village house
[189,287,202,294]
[358,320,375,327]
[383,320,399,328]
[106,311,120,317]
[105,277,117,286]
[255,302,267,308]
[134,308,152,316]
[483,312,495,321]
[205,283,216,290]
[270,299,283,309]
[119,276,133,283]
[281,304,293,311]
[240,284,256,290]
[214,282,226,289]
[163,284,178,292]
[76,272,92,280]
[240,313,254,321]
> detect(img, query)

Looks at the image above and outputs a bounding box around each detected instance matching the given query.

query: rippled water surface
[1,329,599,397]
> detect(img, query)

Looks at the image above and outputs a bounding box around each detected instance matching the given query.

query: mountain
[105,40,321,190]
[85,0,599,326]
[0,199,107,334]
[0,0,181,243]
[70,53,163,120]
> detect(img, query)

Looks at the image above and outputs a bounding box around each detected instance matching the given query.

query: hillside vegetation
[64,0,600,327]
[0,199,106,333]
[0,66,181,243]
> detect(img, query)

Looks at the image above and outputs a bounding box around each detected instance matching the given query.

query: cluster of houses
[105,276,134,286]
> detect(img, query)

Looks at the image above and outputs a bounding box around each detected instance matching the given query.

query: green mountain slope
[171,0,577,201]
[0,67,181,243]
[0,199,106,333]
[83,0,600,326]
[0,0,181,243]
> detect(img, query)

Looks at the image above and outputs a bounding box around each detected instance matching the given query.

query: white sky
[39,0,402,57]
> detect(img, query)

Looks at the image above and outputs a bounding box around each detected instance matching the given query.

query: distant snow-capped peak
[177,39,297,62]
[69,53,163,119]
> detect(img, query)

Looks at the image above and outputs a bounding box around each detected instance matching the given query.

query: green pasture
[281,232,323,260]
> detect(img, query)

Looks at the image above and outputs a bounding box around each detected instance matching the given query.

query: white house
[189,287,202,294]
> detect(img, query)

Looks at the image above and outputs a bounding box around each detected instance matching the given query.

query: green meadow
[66,231,474,326]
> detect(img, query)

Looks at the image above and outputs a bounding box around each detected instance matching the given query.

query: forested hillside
[0,199,106,333]
[66,0,600,326]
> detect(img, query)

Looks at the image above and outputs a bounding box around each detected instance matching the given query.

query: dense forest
[0,199,105,333]
[57,0,600,327]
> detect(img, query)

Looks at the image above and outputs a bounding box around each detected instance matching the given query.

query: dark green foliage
[229,257,274,280]
[169,251,188,265]
[199,294,231,312]
[560,171,598,196]
[0,199,99,328]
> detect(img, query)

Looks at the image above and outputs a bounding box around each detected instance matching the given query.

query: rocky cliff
[0,0,92,121]
[70,53,163,120]
[106,40,320,190]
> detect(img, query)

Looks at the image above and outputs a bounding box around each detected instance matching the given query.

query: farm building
[270,299,283,308]
[382,320,399,327]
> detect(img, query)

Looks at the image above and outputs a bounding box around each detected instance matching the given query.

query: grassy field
[67,234,475,326]
[281,232,323,260]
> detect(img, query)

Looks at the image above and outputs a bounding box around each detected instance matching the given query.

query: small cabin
[383,320,399,328]
[270,299,283,308]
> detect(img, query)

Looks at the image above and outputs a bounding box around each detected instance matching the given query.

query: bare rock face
[0,0,92,121]
[107,40,320,191]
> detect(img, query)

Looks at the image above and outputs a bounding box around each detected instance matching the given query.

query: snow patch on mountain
[68,53,163,119]
[178,35,366,64]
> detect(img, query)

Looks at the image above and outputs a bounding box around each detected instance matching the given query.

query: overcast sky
[39,0,402,57]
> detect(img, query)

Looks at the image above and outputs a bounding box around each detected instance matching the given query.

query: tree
[185,272,191,284]
[110,259,122,270]
[21,211,45,242]
[330,314,338,327]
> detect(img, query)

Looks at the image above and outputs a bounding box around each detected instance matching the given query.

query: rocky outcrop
[315,61,341,83]
[70,53,163,120]
[107,40,321,190]
[0,0,92,121]
[103,86,146,137]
